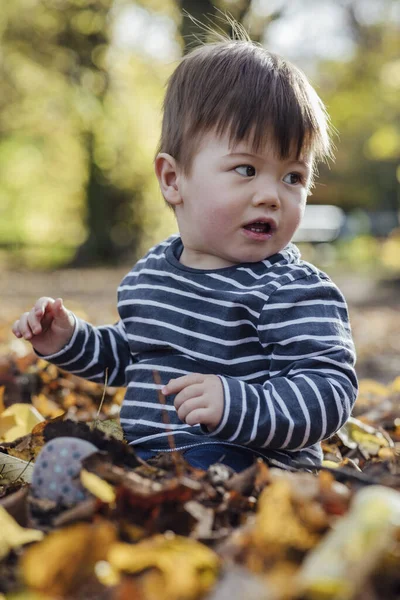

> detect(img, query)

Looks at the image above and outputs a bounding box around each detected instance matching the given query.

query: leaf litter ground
[0,271,400,600]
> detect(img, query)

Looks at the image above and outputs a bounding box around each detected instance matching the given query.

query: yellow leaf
[298,486,400,599]
[351,429,390,454]
[338,417,392,458]
[389,376,400,394]
[0,386,5,414]
[32,393,64,419]
[358,379,389,398]
[251,480,319,557]
[0,404,44,442]
[381,237,400,271]
[322,460,340,469]
[80,469,116,503]
[0,505,43,561]
[94,560,120,587]
[108,533,220,600]
[0,414,17,440]
[22,521,116,596]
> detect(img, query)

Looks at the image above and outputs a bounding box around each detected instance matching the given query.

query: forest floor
[1,266,400,600]
[1,266,400,384]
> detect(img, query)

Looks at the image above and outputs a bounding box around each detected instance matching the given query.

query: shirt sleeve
[204,273,358,450]
[37,316,132,388]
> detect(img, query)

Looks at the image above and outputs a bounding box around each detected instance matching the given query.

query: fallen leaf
[184,500,214,539]
[0,386,5,414]
[21,520,117,596]
[31,393,64,419]
[0,505,43,560]
[108,533,220,600]
[389,376,400,394]
[206,565,276,600]
[80,469,116,503]
[338,416,392,458]
[0,452,33,483]
[249,479,321,565]
[297,485,400,600]
[0,404,44,443]
[92,418,124,441]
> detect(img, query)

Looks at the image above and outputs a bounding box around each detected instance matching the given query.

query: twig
[153,370,183,476]
[95,368,109,426]
[14,458,33,483]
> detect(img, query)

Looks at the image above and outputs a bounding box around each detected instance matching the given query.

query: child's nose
[251,185,280,209]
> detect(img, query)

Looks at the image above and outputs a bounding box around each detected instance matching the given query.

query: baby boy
[13,38,358,472]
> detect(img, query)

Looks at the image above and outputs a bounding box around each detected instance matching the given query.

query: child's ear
[154,153,183,207]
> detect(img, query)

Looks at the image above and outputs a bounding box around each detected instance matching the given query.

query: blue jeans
[135,444,256,472]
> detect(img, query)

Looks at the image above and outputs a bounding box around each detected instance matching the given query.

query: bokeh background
[1,0,400,382]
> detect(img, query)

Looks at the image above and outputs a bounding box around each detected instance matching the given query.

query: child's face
[174,131,311,269]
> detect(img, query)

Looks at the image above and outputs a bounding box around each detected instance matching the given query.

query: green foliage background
[0,0,399,269]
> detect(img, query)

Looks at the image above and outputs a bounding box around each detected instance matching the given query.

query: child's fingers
[51,298,73,329]
[34,296,56,317]
[53,297,66,314]
[184,408,209,427]
[11,319,23,338]
[27,306,46,335]
[175,396,205,422]
[173,384,205,410]
[13,312,34,340]
[33,297,70,328]
[162,373,204,396]
[12,297,56,340]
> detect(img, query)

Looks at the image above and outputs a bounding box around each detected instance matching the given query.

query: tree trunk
[69,133,140,266]
[61,4,142,267]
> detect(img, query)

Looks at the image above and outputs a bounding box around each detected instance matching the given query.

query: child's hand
[162,374,224,430]
[12,297,76,356]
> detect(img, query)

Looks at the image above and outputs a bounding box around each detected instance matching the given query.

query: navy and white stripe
[41,235,357,470]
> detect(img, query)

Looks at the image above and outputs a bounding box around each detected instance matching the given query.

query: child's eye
[234,165,256,177]
[283,172,304,185]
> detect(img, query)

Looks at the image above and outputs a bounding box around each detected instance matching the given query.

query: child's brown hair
[157,38,332,185]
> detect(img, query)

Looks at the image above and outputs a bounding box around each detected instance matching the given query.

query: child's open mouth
[242,220,275,240]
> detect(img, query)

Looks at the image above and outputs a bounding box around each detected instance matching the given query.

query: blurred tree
[0,0,169,267]
[0,0,278,267]
[177,0,284,52]
[53,0,139,266]
[1,0,398,269]
[315,2,400,214]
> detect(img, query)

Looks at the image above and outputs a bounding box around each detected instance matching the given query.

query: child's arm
[164,275,357,450]
[12,297,132,387]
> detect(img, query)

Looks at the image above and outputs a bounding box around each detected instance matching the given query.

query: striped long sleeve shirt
[42,235,358,470]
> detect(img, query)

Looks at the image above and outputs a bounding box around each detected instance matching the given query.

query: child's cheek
[205,206,235,234]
